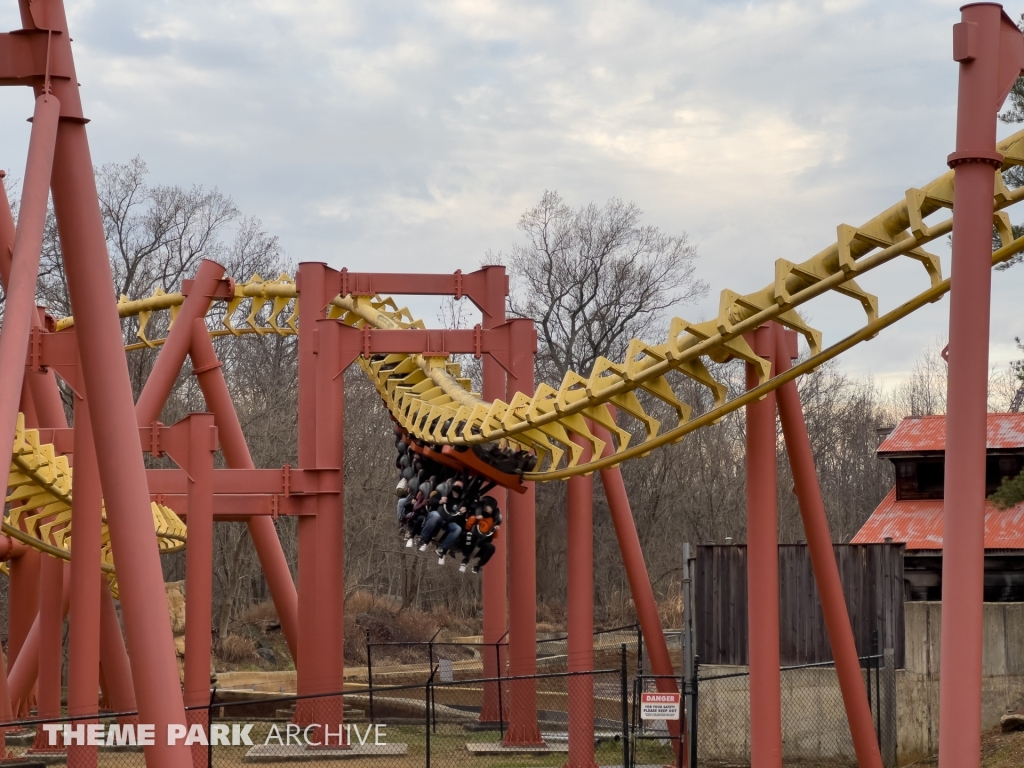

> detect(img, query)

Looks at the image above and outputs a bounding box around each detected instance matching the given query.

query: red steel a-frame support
[941,6,1024,768]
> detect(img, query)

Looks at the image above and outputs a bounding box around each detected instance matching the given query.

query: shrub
[218,633,258,664]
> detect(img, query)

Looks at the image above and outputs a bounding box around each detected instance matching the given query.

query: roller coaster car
[406,439,464,471]
[393,422,528,493]
[440,445,527,494]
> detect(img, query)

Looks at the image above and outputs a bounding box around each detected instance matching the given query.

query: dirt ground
[903,717,1024,767]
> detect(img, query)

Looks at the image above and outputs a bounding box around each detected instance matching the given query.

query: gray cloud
[0,0,1020,387]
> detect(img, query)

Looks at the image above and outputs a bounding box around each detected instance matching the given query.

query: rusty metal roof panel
[878,413,1024,454]
[851,488,1024,550]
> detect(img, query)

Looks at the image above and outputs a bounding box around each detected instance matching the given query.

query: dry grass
[902,715,1024,767]
[218,633,258,664]
[347,590,402,615]
[235,599,279,626]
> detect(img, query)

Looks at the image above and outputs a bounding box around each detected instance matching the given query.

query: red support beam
[940,7,1024,767]
[773,328,882,768]
[98,581,138,720]
[593,420,683,763]
[503,319,542,746]
[134,259,227,424]
[8,563,70,714]
[37,2,191,763]
[745,324,781,768]
[333,267,509,324]
[183,414,216,768]
[566,434,597,768]
[67,392,102,768]
[294,262,343,729]
[311,318,347,744]
[28,557,66,754]
[479,266,508,725]
[189,319,300,662]
[7,547,39,699]
[0,93,59,475]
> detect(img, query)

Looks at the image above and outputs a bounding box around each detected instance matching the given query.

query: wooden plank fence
[694,543,905,667]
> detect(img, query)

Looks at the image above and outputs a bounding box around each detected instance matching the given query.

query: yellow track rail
[5,414,186,591]
[11,128,1024,568]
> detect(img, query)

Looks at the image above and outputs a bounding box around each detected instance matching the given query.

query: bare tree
[505,191,708,382]
[889,337,948,419]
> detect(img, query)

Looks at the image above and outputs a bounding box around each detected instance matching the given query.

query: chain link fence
[0,639,894,768]
[693,653,898,767]
[364,624,644,691]
[0,662,643,768]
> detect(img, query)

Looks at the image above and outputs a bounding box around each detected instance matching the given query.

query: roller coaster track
[11,128,1024,567]
[5,414,186,592]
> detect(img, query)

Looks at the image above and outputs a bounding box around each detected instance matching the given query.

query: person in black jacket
[419,479,469,564]
[458,496,501,574]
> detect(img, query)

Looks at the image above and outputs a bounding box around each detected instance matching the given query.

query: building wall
[695,543,905,666]
[897,601,1024,762]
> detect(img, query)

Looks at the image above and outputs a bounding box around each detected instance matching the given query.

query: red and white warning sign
[639,692,681,720]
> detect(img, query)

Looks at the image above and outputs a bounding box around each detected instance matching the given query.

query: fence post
[690,657,699,768]
[207,686,216,768]
[496,641,505,740]
[366,633,374,723]
[875,657,881,745]
[871,631,880,745]
[636,624,643,676]
[425,677,431,768]
[882,648,897,767]
[621,644,629,768]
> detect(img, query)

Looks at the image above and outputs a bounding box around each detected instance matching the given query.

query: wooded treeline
[4,160,1022,648]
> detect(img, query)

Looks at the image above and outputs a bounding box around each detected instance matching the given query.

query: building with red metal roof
[852,413,1024,600]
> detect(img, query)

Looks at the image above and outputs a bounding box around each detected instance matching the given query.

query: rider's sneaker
[405,538,414,548]
[438,556,446,566]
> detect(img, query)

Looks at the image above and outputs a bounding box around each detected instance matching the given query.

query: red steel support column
[745,324,781,768]
[30,556,66,753]
[594,422,683,762]
[67,394,102,768]
[184,414,216,768]
[940,7,1024,767]
[773,330,882,768]
[480,266,508,724]
[136,261,298,663]
[503,319,542,746]
[294,262,333,728]
[188,320,299,661]
[0,94,59,473]
[9,565,70,713]
[99,582,138,718]
[565,436,596,768]
[8,548,40,678]
[134,259,226,422]
[43,2,191,764]
[0,170,12,281]
[312,318,346,743]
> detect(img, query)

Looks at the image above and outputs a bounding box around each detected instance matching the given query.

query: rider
[419,479,469,564]
[458,496,501,574]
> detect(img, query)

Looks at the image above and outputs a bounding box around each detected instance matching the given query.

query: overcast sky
[1,0,1022,390]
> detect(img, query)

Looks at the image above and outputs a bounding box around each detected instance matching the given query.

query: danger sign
[640,692,681,720]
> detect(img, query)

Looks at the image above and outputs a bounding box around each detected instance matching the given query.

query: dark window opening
[894,459,945,500]
[987,455,1024,496]
[893,454,1024,500]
